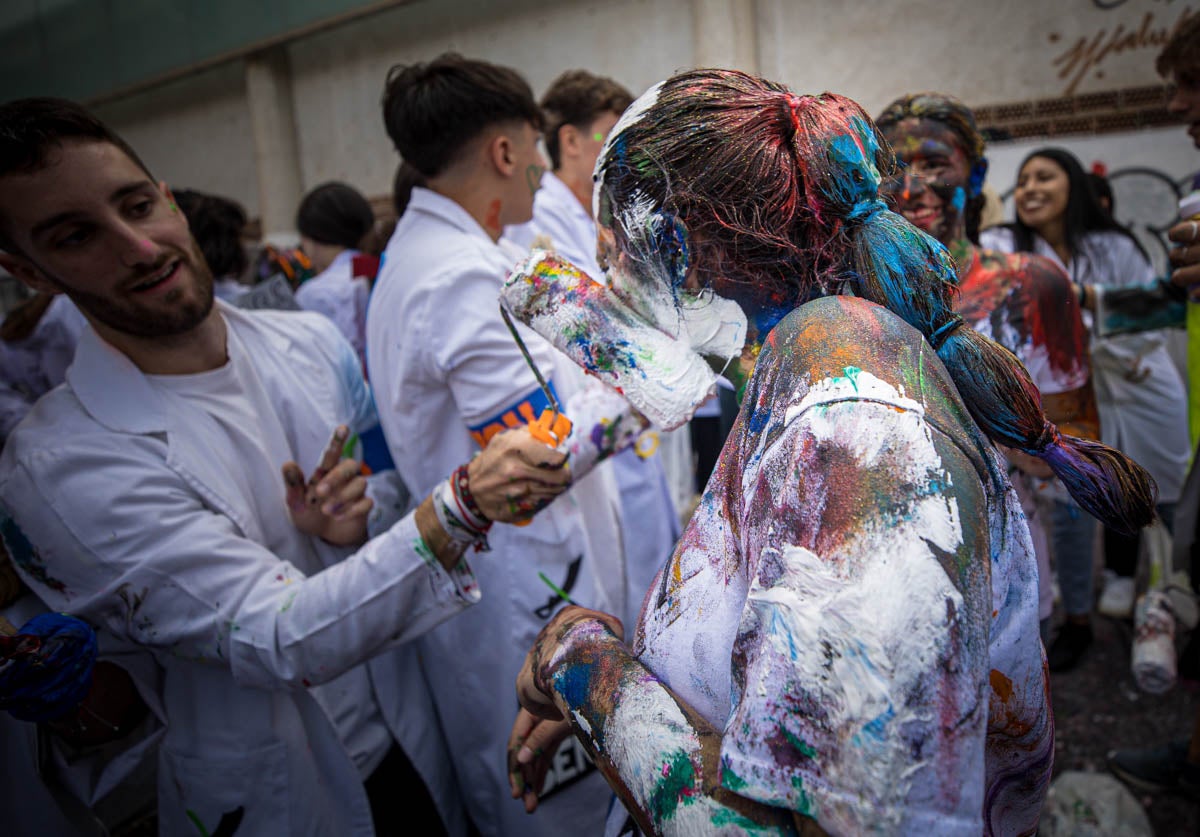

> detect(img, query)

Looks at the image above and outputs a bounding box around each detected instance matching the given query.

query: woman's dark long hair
[595,69,1157,534]
[1007,147,1148,275]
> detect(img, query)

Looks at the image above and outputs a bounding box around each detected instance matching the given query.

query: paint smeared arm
[1090,278,1186,337]
[515,606,803,837]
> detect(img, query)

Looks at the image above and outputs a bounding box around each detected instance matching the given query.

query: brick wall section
[974,84,1177,141]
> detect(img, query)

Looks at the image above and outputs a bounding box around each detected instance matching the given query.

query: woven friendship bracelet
[451,464,491,531]
[434,478,491,552]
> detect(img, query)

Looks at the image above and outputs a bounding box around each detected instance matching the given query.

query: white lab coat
[983,227,1190,501]
[0,303,478,836]
[0,294,86,444]
[506,171,681,623]
[295,249,371,370]
[367,186,622,837]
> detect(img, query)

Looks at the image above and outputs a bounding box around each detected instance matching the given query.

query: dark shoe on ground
[1047,621,1093,672]
[1108,739,1200,795]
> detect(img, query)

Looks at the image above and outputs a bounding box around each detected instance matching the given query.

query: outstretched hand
[468,426,571,523]
[283,425,372,546]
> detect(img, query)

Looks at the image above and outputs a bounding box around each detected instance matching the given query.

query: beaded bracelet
[451,464,491,531]
[432,469,491,552]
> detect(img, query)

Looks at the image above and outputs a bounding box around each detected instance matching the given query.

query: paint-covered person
[875,93,1098,644]
[368,54,631,836]
[982,146,1190,669]
[295,181,375,370]
[505,69,680,629]
[0,97,575,836]
[508,70,1158,836]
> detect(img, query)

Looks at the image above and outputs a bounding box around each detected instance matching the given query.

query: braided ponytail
[792,94,1157,534]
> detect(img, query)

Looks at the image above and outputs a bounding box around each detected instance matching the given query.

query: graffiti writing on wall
[1049,0,1195,95]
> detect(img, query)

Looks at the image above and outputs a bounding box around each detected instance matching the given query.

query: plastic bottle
[1179,189,1200,451]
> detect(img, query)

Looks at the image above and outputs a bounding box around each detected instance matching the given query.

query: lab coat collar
[66,301,292,435]
[407,186,498,244]
[539,171,590,222]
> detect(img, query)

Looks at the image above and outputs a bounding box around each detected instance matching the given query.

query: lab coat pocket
[159,740,289,837]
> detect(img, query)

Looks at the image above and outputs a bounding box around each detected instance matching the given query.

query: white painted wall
[78,0,1200,235]
[285,0,693,201]
[94,61,260,216]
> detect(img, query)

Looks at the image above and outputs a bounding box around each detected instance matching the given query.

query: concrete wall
[94,60,260,216]
[82,0,1200,239]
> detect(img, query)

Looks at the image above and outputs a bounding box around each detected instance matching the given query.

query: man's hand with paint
[509,605,624,813]
[465,426,571,523]
[282,425,373,547]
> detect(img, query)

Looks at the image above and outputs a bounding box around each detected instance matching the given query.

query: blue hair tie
[846,198,888,224]
[929,315,965,351]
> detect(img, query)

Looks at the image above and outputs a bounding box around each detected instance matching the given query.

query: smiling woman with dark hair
[507,69,1157,837]
[984,146,1189,671]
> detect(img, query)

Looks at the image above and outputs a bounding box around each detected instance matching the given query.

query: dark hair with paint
[296,182,375,251]
[0,97,152,253]
[1157,13,1200,87]
[595,69,1156,534]
[1005,147,1147,277]
[381,52,543,178]
[540,70,634,170]
[174,189,248,279]
[874,92,989,244]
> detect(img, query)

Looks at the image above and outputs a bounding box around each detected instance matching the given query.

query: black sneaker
[1047,621,1093,672]
[1108,739,1200,795]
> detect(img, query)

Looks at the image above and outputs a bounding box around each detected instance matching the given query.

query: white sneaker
[1098,574,1136,619]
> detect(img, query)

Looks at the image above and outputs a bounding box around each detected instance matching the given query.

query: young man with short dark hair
[0,96,570,835]
[368,54,624,835]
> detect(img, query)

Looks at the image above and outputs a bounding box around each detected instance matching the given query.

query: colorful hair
[595,69,1156,534]
[874,92,989,244]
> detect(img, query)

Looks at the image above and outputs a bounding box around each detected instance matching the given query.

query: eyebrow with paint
[30,181,158,242]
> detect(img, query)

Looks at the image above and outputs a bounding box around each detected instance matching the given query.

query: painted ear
[969,159,989,198]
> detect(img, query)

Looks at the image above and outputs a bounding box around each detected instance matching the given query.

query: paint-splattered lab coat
[630,297,1051,835]
[0,303,478,836]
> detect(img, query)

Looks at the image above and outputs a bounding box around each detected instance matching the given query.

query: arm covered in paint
[1091,278,1186,337]
[518,608,802,837]
[0,440,480,692]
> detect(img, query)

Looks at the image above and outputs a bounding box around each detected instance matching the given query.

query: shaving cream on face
[502,251,716,429]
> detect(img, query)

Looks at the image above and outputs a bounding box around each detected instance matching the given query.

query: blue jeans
[1051,499,1098,618]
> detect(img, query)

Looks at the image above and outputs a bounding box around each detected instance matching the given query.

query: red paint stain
[485,199,502,235]
[990,668,1013,702]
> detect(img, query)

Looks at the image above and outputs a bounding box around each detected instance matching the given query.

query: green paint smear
[413,537,437,569]
[722,765,749,792]
[649,749,698,822]
[709,807,777,832]
[782,728,817,760]
[791,773,814,816]
[841,365,861,392]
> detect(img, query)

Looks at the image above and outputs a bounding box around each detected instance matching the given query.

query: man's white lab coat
[0,303,476,836]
